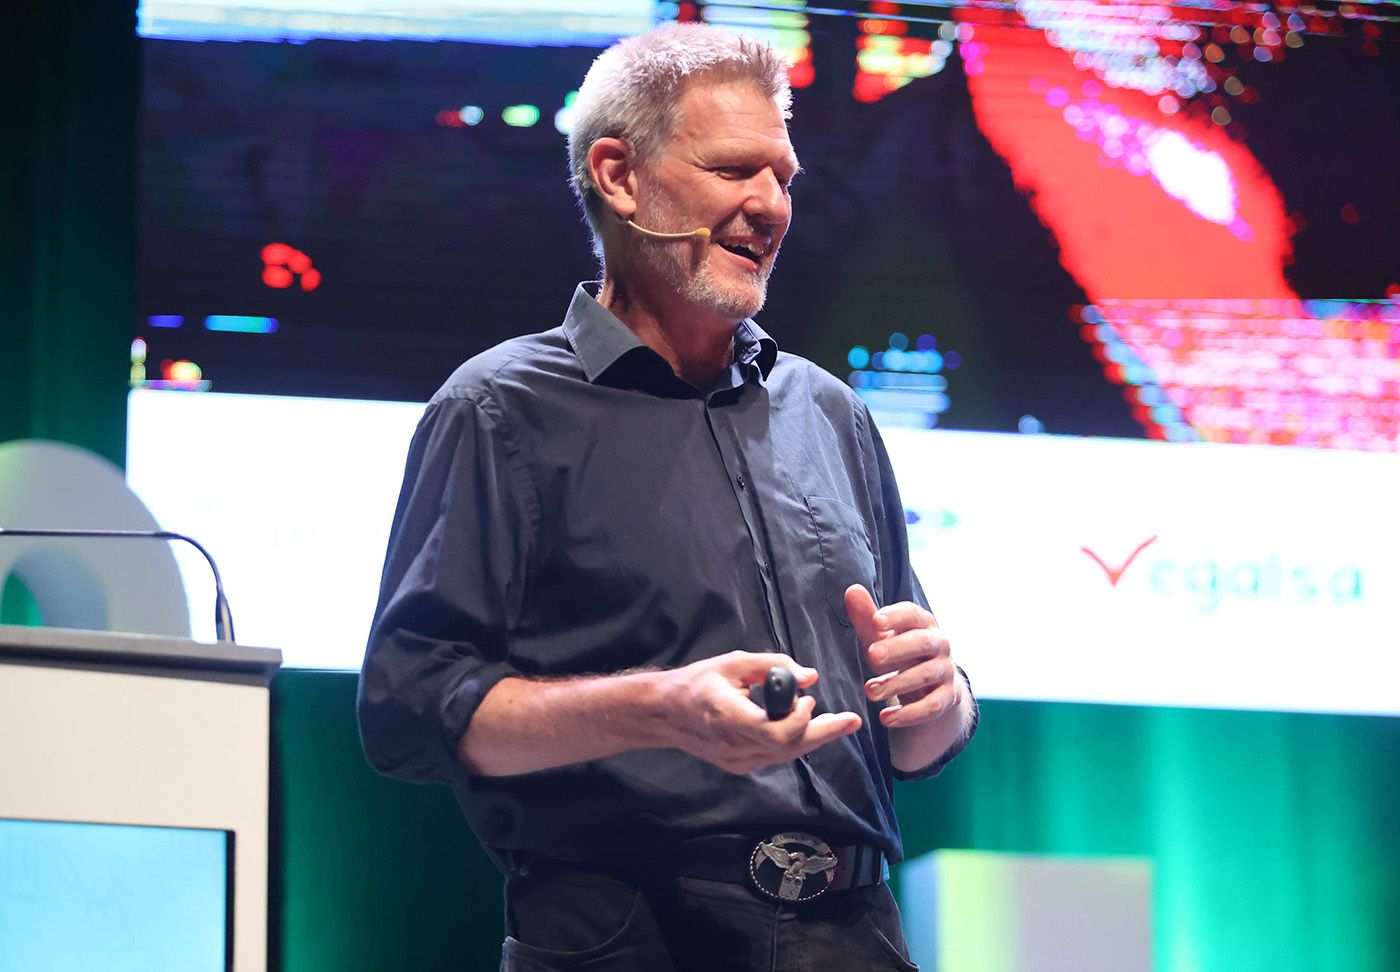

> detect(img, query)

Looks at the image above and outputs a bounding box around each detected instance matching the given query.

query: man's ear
[588,137,639,221]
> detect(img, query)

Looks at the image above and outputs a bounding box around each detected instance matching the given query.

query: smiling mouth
[716,240,767,267]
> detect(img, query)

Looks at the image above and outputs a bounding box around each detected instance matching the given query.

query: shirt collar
[562,282,778,385]
[734,317,778,378]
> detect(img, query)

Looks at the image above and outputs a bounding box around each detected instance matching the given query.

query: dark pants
[499,860,919,971]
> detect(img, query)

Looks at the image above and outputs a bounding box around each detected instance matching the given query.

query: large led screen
[129,3,1399,709]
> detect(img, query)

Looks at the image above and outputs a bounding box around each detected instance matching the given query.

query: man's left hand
[845,584,963,729]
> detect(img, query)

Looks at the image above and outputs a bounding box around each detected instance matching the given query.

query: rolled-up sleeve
[357,394,536,783]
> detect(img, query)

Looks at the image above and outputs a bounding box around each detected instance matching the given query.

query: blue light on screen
[0,818,229,972]
[204,314,279,334]
[137,0,658,47]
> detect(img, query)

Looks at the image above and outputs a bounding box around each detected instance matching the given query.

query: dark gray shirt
[358,283,974,861]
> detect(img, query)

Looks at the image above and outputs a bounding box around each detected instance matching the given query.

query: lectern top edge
[0,624,282,686]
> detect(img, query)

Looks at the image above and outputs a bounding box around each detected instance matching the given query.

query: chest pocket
[804,495,878,628]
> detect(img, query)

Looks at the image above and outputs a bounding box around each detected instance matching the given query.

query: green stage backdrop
[5,3,1398,969]
[273,672,1400,972]
[1,1,135,620]
[2,0,133,470]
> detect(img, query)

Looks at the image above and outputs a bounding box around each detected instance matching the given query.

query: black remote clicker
[763,666,798,720]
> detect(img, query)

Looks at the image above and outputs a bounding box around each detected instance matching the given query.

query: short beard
[632,198,774,321]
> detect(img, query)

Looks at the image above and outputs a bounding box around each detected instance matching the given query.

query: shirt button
[736,474,747,490]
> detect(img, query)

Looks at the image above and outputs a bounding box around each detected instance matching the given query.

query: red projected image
[954,2,1399,449]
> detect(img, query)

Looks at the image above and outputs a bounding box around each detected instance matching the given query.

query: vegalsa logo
[1081,535,1364,613]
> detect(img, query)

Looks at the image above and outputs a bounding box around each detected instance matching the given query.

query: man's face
[629,79,799,322]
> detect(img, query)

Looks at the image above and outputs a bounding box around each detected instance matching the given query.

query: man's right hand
[656,651,863,775]
[458,651,861,778]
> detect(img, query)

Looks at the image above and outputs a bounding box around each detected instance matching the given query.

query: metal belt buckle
[748,831,838,903]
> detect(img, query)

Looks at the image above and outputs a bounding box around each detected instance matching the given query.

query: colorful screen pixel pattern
[955,1,1399,450]
[133,1,1399,451]
[1082,298,1400,448]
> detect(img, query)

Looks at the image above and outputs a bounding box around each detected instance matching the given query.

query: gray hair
[567,22,793,261]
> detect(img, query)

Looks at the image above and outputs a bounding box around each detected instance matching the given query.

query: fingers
[741,692,817,739]
[872,601,936,634]
[865,627,950,676]
[715,707,863,775]
[856,590,945,679]
[865,656,955,705]
[844,584,882,648]
[876,675,962,729]
[752,699,862,754]
[796,711,864,752]
[846,586,937,638]
[715,650,819,689]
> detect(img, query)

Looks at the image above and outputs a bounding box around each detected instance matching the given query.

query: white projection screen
[126,388,1400,715]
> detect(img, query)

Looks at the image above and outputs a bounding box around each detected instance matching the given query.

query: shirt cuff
[438,659,520,774]
[891,665,979,782]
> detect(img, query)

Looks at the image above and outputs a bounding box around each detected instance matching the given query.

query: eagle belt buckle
[748,831,839,903]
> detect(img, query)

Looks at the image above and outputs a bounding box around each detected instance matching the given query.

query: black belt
[504,832,887,905]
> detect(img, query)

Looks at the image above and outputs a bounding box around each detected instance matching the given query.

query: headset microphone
[625,219,711,240]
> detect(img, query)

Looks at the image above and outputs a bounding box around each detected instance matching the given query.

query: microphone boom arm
[0,527,236,643]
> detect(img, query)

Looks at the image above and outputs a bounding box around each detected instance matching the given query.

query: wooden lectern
[0,625,281,971]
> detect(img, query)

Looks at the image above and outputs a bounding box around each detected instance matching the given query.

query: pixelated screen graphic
[133,0,1398,445]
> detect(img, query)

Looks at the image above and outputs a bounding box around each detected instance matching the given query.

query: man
[359,22,977,971]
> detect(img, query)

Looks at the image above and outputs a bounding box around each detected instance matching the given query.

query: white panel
[126,389,422,668]
[884,427,1400,715]
[128,390,1400,715]
[0,664,269,972]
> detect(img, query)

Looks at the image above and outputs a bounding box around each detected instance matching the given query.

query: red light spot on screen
[788,53,814,89]
[263,265,293,289]
[261,243,292,265]
[261,242,321,292]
